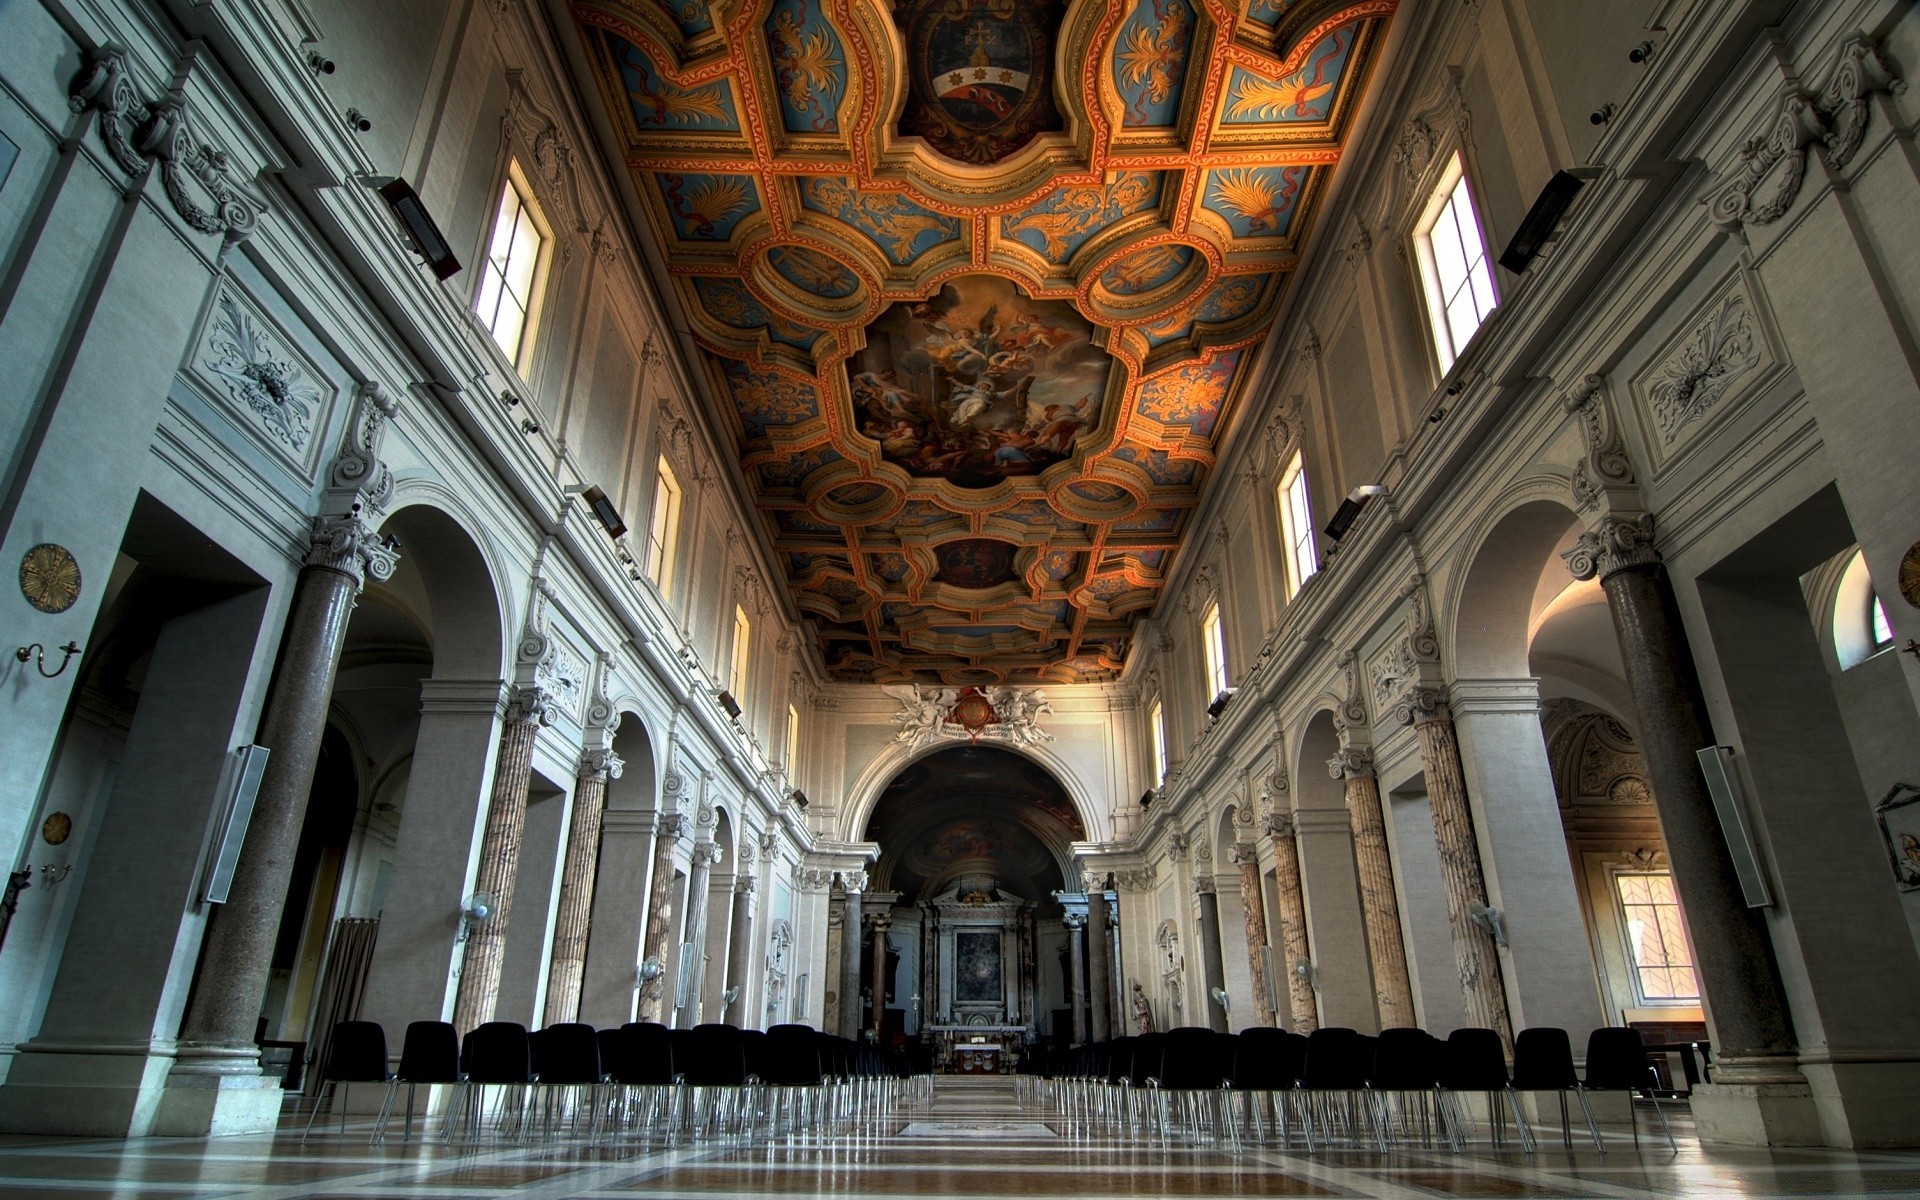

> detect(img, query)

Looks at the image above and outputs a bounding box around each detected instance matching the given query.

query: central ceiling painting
[573,0,1396,684]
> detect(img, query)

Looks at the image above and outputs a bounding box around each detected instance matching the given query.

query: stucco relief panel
[1627,273,1786,473]
[188,284,338,478]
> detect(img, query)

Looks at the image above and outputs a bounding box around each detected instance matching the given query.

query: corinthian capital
[306,504,398,587]
[655,811,687,841]
[504,684,554,727]
[1562,513,1659,582]
[1393,684,1450,728]
[1328,745,1375,780]
[579,745,623,782]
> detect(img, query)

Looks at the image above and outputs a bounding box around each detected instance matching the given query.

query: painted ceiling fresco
[573,0,1395,683]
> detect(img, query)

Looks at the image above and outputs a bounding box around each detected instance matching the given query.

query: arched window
[1834,549,1895,669]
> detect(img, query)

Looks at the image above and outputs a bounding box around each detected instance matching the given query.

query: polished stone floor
[1,1078,1916,1199]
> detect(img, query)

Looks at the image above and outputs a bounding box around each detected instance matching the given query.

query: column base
[1801,1059,1920,1149]
[1691,1081,1821,1146]
[152,1042,285,1136]
[0,1043,177,1136]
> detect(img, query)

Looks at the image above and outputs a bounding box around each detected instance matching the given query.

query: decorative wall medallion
[1631,278,1781,469]
[19,544,81,613]
[1899,541,1920,610]
[199,289,328,461]
[41,811,73,846]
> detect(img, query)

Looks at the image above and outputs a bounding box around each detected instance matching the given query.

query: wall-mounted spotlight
[519,418,540,436]
[343,107,372,133]
[717,689,742,719]
[1589,102,1618,127]
[374,177,461,280]
[499,389,521,409]
[565,483,628,539]
[1628,41,1655,64]
[1139,789,1155,810]
[1324,484,1388,542]
[1206,688,1236,719]
[790,788,809,810]
[306,50,336,75]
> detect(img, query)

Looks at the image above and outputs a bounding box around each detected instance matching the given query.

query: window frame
[730,605,753,700]
[1412,153,1498,375]
[1148,697,1168,787]
[1276,450,1317,599]
[644,456,683,597]
[1609,868,1701,1006]
[785,702,801,782]
[473,159,554,370]
[1201,601,1228,701]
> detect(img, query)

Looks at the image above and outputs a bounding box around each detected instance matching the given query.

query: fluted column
[1063,910,1088,1045]
[869,911,892,1041]
[1398,686,1512,1048]
[838,873,865,1038]
[1566,516,1795,1070]
[1330,746,1416,1028]
[1228,843,1274,1026]
[722,875,755,1025]
[635,813,685,1023]
[1194,880,1229,1033]
[451,685,551,1033]
[175,509,398,1066]
[678,837,721,1025]
[1267,812,1317,1032]
[544,746,622,1023]
[1084,885,1112,1042]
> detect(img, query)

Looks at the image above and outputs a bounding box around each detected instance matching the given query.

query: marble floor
[1,1078,1916,1199]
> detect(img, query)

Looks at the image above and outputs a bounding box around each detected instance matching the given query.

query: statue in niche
[1131,978,1155,1034]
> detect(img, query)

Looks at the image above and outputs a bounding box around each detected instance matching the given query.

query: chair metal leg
[1573,1086,1605,1154]
[1645,1090,1677,1152]
[302,1081,334,1144]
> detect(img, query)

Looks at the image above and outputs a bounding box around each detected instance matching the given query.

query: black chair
[303,1020,389,1143]
[1124,1032,1167,1134]
[529,1023,602,1137]
[1368,1027,1447,1148]
[603,1023,679,1141]
[679,1023,750,1138]
[1230,1027,1306,1146]
[1152,1027,1234,1143]
[1438,1028,1532,1152]
[453,1021,533,1140]
[1583,1027,1676,1151]
[1512,1027,1603,1151]
[761,1024,827,1136]
[373,1020,460,1143]
[1302,1027,1381,1149]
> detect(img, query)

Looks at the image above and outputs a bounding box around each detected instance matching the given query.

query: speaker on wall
[1696,745,1775,908]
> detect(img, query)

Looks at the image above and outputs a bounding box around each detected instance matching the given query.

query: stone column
[1330,746,1416,1028]
[722,875,755,1026]
[175,509,397,1071]
[869,911,892,1041]
[451,685,551,1033]
[1267,812,1318,1032]
[1228,843,1274,1026]
[1566,517,1796,1070]
[921,905,939,1027]
[838,873,866,1038]
[635,813,685,1023]
[1398,686,1512,1047]
[1194,880,1230,1033]
[544,746,621,1023]
[678,837,720,1026]
[1063,910,1088,1045]
[1084,885,1113,1042]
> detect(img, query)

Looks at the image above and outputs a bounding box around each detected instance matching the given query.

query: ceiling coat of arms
[898,0,1067,164]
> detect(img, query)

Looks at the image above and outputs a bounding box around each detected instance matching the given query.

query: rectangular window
[1148,698,1168,786]
[645,457,682,596]
[1614,872,1700,1001]
[785,703,801,781]
[1276,451,1317,598]
[1201,602,1228,700]
[1414,155,1498,374]
[731,605,752,699]
[474,162,549,367]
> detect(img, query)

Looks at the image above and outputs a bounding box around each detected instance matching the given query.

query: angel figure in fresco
[769,7,842,132]
[1026,395,1094,455]
[1116,0,1191,123]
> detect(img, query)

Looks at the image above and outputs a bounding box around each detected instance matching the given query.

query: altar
[928,1025,1026,1074]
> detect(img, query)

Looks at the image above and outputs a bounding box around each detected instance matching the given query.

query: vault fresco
[572,0,1396,683]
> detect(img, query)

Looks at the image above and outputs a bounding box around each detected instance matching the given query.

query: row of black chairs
[304,1018,903,1144]
[1036,1025,1675,1153]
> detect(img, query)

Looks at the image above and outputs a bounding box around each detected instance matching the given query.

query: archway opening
[858,745,1085,1070]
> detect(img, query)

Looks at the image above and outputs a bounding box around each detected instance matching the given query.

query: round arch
[606,707,660,815]
[1445,493,1584,680]
[839,736,1104,845]
[376,495,509,681]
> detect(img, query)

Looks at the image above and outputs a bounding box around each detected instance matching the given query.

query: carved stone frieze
[1563,513,1660,583]
[1706,85,1825,231]
[1113,866,1157,892]
[1562,374,1636,513]
[1167,832,1190,862]
[883,683,1053,749]
[1819,34,1904,169]
[798,866,835,891]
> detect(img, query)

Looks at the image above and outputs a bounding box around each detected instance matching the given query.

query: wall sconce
[39,864,73,889]
[15,641,81,679]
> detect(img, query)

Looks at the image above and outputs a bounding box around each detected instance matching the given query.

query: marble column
[544,746,621,1023]
[1330,746,1416,1028]
[451,685,550,1033]
[1063,910,1088,1045]
[1267,813,1318,1032]
[1228,844,1274,1026]
[1084,886,1113,1042]
[175,510,397,1070]
[678,837,721,1026]
[838,874,865,1039]
[1194,881,1230,1033]
[1398,686,1512,1047]
[869,911,892,1041]
[635,813,685,1023]
[722,875,755,1025]
[1566,517,1795,1070]
[921,905,939,1026]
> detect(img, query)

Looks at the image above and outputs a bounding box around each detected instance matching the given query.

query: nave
[2,1076,1918,1200]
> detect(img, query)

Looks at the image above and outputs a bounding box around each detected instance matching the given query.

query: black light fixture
[1498,170,1588,274]
[791,788,809,810]
[1139,789,1155,810]
[1207,688,1236,719]
[1324,484,1388,542]
[375,178,461,280]
[568,484,627,539]
[717,690,742,719]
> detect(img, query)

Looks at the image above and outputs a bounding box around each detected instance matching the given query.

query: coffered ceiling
[570,0,1395,684]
